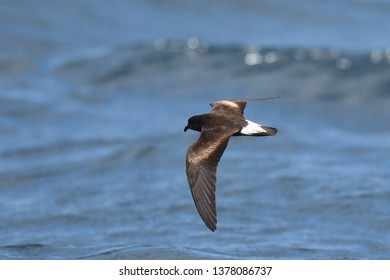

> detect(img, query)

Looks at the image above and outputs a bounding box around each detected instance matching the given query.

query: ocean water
[0,0,390,260]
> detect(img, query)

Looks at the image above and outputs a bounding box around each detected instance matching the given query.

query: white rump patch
[240,120,267,135]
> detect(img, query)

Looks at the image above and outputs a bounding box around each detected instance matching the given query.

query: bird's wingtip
[207,224,217,232]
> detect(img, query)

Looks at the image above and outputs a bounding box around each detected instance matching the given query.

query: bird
[184,97,278,231]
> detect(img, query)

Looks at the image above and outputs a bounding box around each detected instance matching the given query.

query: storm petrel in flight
[184,97,278,231]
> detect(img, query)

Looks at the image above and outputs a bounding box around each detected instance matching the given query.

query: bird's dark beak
[184,125,188,132]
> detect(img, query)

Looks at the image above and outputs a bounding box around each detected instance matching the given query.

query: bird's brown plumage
[185,98,278,231]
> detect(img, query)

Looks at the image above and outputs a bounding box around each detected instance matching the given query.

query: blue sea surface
[0,0,390,259]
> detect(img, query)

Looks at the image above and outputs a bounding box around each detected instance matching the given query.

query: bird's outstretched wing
[210,97,279,115]
[185,126,236,231]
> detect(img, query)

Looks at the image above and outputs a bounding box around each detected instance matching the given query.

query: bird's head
[184,115,202,132]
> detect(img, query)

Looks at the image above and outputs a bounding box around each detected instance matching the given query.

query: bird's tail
[234,120,278,136]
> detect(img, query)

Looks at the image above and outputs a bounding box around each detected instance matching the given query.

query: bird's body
[184,98,278,231]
